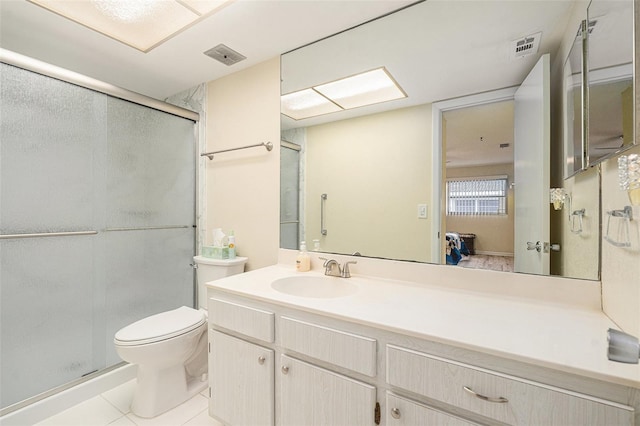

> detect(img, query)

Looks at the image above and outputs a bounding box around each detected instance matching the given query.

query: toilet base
[131,364,207,418]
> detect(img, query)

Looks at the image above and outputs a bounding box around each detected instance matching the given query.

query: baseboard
[474,250,514,257]
[0,363,136,426]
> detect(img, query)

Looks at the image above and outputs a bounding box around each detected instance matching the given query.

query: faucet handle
[341,261,357,278]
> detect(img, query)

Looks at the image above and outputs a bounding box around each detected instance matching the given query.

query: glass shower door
[0,63,196,411]
[280,143,301,250]
[0,63,107,408]
[103,97,195,365]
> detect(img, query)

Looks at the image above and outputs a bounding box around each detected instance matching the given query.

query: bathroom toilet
[114,256,248,418]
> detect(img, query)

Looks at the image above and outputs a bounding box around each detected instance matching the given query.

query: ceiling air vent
[204,44,247,66]
[510,32,541,59]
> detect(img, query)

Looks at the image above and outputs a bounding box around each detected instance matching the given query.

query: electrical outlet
[417,204,427,219]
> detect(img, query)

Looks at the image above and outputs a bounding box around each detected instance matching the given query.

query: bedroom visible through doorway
[443,100,515,272]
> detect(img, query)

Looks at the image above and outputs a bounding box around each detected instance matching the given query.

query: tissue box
[202,246,229,259]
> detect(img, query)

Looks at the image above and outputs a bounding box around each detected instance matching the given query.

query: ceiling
[0,0,415,100]
[444,101,514,169]
[279,0,575,131]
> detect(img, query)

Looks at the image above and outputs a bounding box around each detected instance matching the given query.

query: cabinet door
[209,330,274,426]
[280,355,376,426]
[386,393,478,426]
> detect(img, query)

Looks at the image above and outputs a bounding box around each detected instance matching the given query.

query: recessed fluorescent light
[281,89,342,121]
[314,67,406,110]
[27,0,234,52]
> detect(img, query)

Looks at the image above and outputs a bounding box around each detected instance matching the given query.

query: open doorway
[443,100,515,272]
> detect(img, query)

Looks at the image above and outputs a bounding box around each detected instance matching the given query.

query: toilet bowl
[114,256,248,418]
[114,307,207,418]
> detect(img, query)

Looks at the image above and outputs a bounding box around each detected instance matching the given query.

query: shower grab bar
[321,193,328,236]
[105,225,191,232]
[0,230,98,240]
[201,141,273,160]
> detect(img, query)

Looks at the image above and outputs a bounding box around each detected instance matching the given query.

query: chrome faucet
[319,258,357,278]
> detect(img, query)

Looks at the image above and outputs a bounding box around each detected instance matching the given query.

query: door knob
[281,365,289,375]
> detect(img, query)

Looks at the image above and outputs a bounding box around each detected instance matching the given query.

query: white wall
[205,58,280,271]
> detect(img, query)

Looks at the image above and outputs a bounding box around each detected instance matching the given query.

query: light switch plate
[417,204,427,219]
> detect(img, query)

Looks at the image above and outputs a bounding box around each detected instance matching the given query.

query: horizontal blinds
[446,177,507,215]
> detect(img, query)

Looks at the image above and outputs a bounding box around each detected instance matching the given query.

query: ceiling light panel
[27,0,233,52]
[281,89,342,121]
[313,67,406,110]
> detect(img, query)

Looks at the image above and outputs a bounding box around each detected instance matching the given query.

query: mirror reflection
[586,0,635,165]
[280,0,629,280]
[563,22,585,178]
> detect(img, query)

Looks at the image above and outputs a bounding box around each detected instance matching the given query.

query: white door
[514,54,551,275]
[280,355,376,426]
[209,330,274,426]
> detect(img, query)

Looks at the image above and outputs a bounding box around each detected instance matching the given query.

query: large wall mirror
[280,0,633,281]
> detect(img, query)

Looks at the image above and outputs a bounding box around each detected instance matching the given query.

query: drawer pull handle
[391,407,401,419]
[463,386,509,403]
[281,365,289,375]
[258,356,266,365]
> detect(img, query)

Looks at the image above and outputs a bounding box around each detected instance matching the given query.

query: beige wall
[205,58,280,271]
[304,104,433,262]
[446,164,514,256]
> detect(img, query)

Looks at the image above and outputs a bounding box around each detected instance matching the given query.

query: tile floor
[34,380,223,426]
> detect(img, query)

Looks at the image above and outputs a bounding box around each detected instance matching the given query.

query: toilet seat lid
[114,306,205,345]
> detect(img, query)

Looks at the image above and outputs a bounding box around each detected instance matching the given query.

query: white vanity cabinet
[207,287,637,426]
[280,355,377,426]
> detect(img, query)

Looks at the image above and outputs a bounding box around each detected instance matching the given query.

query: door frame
[430,87,518,264]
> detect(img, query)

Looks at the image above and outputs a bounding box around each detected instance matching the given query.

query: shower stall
[0,51,198,414]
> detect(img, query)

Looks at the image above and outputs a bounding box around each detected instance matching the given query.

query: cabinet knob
[391,407,401,419]
[281,365,289,375]
[258,356,266,365]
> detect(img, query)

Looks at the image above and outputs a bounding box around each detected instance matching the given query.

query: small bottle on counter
[296,241,311,272]
[228,230,236,259]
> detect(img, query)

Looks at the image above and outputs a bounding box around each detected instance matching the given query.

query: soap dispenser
[296,241,311,272]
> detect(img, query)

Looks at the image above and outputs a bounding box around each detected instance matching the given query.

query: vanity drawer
[386,345,634,425]
[280,316,377,377]
[386,392,479,426]
[208,298,274,343]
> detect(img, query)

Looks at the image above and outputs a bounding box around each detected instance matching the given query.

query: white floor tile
[35,395,123,426]
[183,409,223,426]
[108,416,137,426]
[101,379,136,414]
[126,394,208,426]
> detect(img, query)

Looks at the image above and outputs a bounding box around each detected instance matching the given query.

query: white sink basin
[271,276,358,299]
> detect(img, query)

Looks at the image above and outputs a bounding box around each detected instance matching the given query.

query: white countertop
[206,262,640,389]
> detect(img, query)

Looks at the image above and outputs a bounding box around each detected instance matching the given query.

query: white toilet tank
[193,256,248,309]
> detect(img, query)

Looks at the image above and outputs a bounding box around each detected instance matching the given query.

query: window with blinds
[446,176,508,215]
